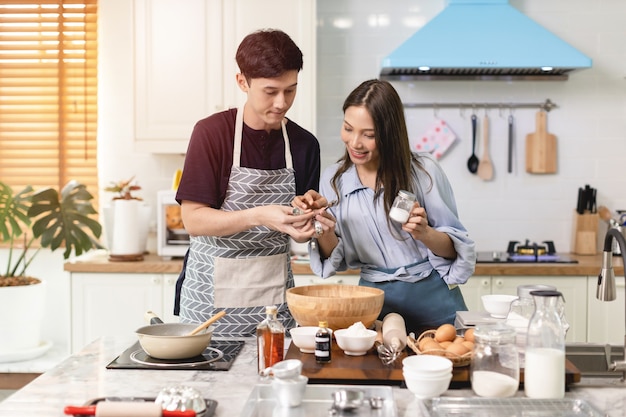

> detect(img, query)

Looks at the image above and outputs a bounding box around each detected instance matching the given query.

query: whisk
[374,320,403,365]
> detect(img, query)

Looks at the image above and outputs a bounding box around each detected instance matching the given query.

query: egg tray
[406,330,472,367]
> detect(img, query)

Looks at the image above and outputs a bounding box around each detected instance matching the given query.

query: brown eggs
[463,328,475,343]
[446,342,469,356]
[434,323,457,342]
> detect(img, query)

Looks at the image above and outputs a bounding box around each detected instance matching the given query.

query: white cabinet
[458,276,491,312]
[293,274,360,287]
[460,275,588,343]
[587,276,625,345]
[133,0,316,153]
[70,273,177,353]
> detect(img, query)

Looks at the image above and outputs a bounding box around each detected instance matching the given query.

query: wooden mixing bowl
[286,284,384,330]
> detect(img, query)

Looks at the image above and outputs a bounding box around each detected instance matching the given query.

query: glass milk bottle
[524,290,565,399]
[389,190,416,224]
[470,323,519,398]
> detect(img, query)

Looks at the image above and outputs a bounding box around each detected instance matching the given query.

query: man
[174,29,320,337]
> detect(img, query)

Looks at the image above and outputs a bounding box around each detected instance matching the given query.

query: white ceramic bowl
[402,366,451,380]
[333,328,377,356]
[402,354,453,374]
[481,294,518,318]
[403,372,453,399]
[289,326,332,354]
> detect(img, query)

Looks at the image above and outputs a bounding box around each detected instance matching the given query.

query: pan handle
[144,310,164,324]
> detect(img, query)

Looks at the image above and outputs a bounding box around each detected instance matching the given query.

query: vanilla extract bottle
[256,305,284,372]
[315,320,332,364]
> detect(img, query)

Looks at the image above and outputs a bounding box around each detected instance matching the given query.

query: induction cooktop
[106,339,245,371]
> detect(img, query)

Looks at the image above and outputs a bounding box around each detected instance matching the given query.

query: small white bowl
[333,328,377,356]
[404,372,452,399]
[402,354,453,374]
[481,294,518,318]
[289,326,332,354]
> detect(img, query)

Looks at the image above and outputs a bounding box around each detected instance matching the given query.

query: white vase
[104,200,151,256]
[0,280,46,353]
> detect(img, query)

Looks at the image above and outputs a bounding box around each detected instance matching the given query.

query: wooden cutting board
[285,342,580,386]
[525,110,557,174]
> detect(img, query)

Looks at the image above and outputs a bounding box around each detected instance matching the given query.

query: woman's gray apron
[178,107,296,337]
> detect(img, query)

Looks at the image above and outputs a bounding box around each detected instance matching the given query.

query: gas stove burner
[129,346,224,368]
[507,240,557,256]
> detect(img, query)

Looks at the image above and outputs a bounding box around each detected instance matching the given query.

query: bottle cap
[266,305,278,314]
[318,321,328,328]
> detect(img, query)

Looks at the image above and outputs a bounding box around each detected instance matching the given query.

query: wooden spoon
[186,310,226,336]
[477,114,494,181]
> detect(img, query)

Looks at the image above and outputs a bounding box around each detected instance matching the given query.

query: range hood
[380,0,592,81]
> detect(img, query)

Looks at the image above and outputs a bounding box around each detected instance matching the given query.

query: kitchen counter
[0,337,624,416]
[64,251,623,276]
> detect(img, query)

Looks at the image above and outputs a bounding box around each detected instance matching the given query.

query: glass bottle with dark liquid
[256,305,285,372]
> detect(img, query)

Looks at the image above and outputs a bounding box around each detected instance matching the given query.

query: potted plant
[0,180,102,356]
[103,176,151,261]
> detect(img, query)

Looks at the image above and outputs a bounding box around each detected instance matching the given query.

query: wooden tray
[284,342,581,386]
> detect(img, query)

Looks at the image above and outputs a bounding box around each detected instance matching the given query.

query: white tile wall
[316,0,626,252]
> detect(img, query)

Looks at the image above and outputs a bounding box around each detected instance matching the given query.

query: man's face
[237,70,299,131]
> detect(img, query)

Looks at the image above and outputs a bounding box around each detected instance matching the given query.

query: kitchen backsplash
[315,0,626,252]
[99,0,626,254]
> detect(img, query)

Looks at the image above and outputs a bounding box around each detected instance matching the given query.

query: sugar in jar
[470,322,520,398]
[389,190,416,223]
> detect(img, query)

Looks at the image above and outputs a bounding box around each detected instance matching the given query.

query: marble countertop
[0,337,625,417]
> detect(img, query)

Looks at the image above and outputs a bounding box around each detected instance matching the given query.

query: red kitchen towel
[413,119,457,160]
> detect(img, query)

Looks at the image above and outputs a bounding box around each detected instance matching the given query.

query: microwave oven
[157,190,189,258]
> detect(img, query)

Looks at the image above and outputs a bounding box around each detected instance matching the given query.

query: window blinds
[0,0,99,208]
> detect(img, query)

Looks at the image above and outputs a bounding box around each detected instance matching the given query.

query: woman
[297,79,476,334]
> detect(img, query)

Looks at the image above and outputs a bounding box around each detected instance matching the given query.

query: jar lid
[517,284,556,299]
[530,290,562,298]
[398,190,416,200]
[265,305,278,314]
[473,323,516,343]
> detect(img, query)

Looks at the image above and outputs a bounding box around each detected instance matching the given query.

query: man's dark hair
[236,29,303,81]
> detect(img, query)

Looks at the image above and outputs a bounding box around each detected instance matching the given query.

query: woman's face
[341,105,379,170]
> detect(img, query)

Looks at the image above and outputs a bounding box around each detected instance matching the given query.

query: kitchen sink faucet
[596,227,626,380]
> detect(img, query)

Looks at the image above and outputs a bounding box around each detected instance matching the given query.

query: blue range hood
[380,0,592,81]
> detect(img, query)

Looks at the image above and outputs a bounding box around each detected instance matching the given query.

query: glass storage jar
[389,190,416,224]
[470,322,519,398]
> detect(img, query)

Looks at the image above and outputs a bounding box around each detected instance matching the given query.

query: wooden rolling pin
[382,312,407,353]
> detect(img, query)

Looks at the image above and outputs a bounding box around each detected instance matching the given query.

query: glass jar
[524,290,566,399]
[508,284,556,320]
[470,322,519,398]
[389,190,416,224]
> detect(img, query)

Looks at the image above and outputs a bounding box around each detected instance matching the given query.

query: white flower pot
[0,280,46,353]
[104,200,151,256]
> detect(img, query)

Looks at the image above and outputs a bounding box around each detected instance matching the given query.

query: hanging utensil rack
[403,98,558,112]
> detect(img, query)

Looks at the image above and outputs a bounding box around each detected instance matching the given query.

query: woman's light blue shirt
[309,153,476,285]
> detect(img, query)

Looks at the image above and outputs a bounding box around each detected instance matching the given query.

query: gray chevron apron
[179,107,296,337]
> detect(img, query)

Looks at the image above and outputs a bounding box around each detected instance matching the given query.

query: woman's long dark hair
[331,79,430,219]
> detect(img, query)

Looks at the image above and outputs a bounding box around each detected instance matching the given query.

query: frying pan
[135,311,225,360]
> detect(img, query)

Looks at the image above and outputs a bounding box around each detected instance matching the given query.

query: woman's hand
[403,201,456,259]
[292,190,328,213]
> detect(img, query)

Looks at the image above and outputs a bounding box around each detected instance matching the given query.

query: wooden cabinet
[587,276,625,345]
[459,275,588,343]
[133,0,316,153]
[70,273,177,353]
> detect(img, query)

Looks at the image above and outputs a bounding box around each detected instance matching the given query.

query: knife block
[571,211,599,255]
